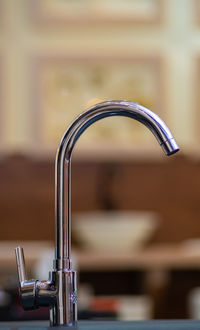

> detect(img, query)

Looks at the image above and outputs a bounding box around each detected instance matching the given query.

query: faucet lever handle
[15,246,27,283]
[15,246,38,310]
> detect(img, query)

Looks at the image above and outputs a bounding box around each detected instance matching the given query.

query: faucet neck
[54,157,72,270]
[54,100,179,270]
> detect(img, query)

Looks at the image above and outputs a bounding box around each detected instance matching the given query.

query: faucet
[15,100,179,327]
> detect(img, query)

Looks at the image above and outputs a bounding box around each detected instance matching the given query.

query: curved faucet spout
[54,100,179,270]
[15,100,180,326]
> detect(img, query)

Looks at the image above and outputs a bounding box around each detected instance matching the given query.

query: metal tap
[15,100,179,327]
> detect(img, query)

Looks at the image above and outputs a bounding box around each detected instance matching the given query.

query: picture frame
[195,57,200,145]
[31,54,165,158]
[31,0,164,26]
[194,0,200,25]
[0,60,6,154]
[0,0,5,31]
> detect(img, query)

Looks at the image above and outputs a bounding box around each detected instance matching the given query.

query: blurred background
[1,0,200,323]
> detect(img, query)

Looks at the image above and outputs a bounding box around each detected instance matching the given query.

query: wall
[0,0,200,157]
[0,153,199,244]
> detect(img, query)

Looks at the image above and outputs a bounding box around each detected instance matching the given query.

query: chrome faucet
[15,100,179,327]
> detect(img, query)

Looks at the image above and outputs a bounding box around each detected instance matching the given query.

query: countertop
[2,241,200,273]
[0,320,200,330]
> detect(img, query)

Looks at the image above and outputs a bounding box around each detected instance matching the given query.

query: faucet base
[50,269,77,327]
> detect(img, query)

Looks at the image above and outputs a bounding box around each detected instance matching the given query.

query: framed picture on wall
[194,0,200,24]
[0,60,6,153]
[31,0,163,25]
[195,57,200,146]
[0,0,4,30]
[31,54,165,158]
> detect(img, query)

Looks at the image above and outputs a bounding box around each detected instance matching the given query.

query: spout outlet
[161,138,179,156]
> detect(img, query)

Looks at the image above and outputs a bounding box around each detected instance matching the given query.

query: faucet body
[15,100,179,327]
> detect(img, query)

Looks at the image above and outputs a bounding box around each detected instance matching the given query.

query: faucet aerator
[161,138,180,156]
